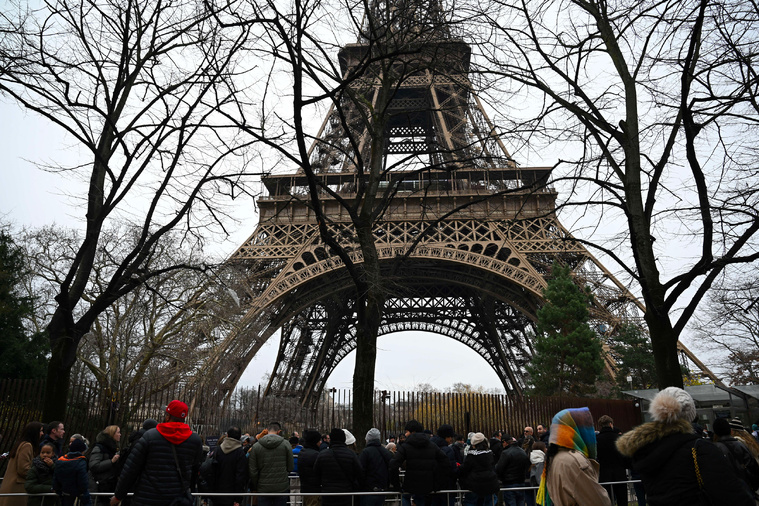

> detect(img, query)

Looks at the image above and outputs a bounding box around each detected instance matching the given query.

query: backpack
[529,461,544,486]
[197,451,218,492]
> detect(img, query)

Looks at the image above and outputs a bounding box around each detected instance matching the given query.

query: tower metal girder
[261,280,540,407]
[192,0,721,404]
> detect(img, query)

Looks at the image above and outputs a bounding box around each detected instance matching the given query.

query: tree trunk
[351,210,385,449]
[43,313,82,420]
[352,288,382,450]
[645,309,684,389]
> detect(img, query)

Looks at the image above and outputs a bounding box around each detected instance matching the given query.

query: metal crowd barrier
[0,480,644,506]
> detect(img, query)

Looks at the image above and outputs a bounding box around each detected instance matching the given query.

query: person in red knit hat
[110,400,203,506]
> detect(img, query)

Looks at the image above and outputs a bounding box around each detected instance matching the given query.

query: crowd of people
[1,388,759,506]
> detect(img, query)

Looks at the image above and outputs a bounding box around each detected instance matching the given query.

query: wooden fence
[0,378,641,468]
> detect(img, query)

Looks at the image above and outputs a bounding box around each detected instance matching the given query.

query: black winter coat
[595,427,628,483]
[430,436,458,490]
[297,446,321,493]
[714,435,757,488]
[458,449,499,497]
[390,432,448,495]
[495,444,529,485]
[53,453,90,506]
[488,439,503,463]
[617,418,754,506]
[314,443,364,506]
[88,433,120,493]
[40,436,64,459]
[114,424,203,506]
[212,440,249,506]
[359,441,392,491]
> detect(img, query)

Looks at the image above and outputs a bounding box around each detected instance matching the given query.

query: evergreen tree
[0,231,47,378]
[611,323,657,391]
[526,264,604,396]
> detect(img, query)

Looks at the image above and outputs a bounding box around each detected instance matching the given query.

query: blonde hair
[103,425,120,440]
[734,431,759,460]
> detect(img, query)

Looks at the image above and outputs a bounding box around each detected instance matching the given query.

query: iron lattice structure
[201,0,717,406]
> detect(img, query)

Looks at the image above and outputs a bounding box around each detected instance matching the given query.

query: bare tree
[471,0,759,388]
[0,0,257,418]
[19,225,245,415]
[692,272,759,385]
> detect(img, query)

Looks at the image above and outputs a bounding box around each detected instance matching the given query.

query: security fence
[0,378,641,465]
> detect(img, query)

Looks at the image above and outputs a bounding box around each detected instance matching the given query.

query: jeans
[502,484,525,506]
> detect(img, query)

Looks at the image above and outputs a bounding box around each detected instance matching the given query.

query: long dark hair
[542,443,561,481]
[10,421,44,458]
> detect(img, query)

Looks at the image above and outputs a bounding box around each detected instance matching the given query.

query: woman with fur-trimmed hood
[616,387,754,506]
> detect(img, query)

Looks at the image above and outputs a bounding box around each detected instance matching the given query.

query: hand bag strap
[170,444,189,492]
[691,445,704,489]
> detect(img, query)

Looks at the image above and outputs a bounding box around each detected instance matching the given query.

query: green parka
[248,434,294,493]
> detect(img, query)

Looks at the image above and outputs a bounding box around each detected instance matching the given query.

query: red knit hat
[166,400,188,419]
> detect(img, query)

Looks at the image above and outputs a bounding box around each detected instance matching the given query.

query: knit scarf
[31,456,54,477]
[535,407,597,506]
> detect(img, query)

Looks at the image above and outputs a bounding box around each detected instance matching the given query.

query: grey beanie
[366,428,381,442]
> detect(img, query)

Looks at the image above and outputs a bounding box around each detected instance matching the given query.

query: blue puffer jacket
[114,423,203,506]
[53,452,90,505]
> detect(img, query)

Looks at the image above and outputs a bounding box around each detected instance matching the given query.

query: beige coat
[546,448,611,506]
[0,441,34,506]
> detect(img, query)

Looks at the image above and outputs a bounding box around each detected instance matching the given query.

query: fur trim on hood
[616,418,693,457]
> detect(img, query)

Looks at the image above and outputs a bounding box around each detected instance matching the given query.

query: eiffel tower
[202,0,717,405]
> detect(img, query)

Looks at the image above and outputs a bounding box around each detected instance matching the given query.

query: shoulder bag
[169,444,195,506]
[691,439,713,506]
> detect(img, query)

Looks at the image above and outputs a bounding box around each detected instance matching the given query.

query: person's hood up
[157,422,193,445]
[405,432,433,448]
[530,449,545,464]
[258,433,285,449]
[220,436,242,453]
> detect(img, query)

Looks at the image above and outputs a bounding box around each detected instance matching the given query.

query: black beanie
[304,429,322,447]
[713,417,731,437]
[330,427,346,444]
[69,438,86,453]
[437,424,455,439]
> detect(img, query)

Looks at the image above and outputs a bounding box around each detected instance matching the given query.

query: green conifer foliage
[611,323,657,391]
[0,231,47,378]
[526,264,604,396]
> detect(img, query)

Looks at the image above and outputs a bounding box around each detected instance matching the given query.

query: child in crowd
[25,442,58,506]
[53,438,90,506]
